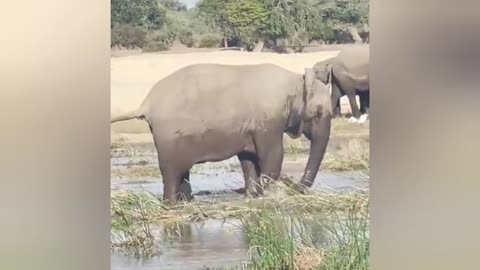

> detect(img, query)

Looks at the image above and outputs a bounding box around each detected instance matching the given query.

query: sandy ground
[111,49,360,135]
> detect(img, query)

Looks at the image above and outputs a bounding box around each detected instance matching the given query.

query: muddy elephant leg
[159,162,193,204]
[178,171,194,201]
[253,132,284,191]
[238,152,261,197]
[160,167,183,204]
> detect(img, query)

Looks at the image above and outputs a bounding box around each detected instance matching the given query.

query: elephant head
[286,68,332,190]
[313,59,334,95]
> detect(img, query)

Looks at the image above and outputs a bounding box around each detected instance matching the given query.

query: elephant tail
[111,107,145,123]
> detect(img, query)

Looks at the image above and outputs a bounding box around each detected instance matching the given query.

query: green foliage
[111,0,166,31]
[111,23,147,48]
[159,0,187,11]
[110,0,370,50]
[197,33,223,48]
[142,31,172,52]
[111,0,167,47]
[142,41,170,52]
[226,0,269,50]
[196,0,234,43]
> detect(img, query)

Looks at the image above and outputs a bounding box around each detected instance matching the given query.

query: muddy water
[111,153,368,269]
[111,155,369,196]
[112,220,249,270]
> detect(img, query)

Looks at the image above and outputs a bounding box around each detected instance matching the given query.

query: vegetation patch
[111,0,369,51]
[111,187,369,269]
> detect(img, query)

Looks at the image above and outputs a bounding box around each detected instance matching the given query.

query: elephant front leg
[359,91,369,115]
[238,152,261,197]
[160,165,193,204]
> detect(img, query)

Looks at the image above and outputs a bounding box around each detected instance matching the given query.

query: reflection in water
[111,220,249,270]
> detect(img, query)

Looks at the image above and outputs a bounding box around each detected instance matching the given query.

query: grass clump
[240,192,369,270]
[323,139,369,172]
[111,191,164,257]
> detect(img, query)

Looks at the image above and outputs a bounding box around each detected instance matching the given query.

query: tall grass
[111,188,369,269]
[239,192,369,270]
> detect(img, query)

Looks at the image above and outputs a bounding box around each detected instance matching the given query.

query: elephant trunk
[299,114,331,188]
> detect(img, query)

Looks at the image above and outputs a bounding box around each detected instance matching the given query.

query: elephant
[313,44,369,123]
[111,63,332,203]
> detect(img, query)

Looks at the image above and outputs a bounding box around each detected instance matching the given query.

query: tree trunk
[347,26,363,44]
[253,40,264,52]
[223,37,228,48]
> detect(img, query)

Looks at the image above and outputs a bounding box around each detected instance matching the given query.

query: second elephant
[313,45,369,121]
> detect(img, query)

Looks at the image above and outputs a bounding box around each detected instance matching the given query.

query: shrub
[142,41,170,52]
[196,33,222,48]
[178,30,195,47]
[142,30,172,52]
[111,23,147,48]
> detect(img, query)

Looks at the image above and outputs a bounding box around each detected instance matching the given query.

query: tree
[196,0,234,47]
[111,0,166,31]
[263,0,323,51]
[317,0,369,43]
[111,0,168,47]
[226,0,269,51]
[159,0,188,12]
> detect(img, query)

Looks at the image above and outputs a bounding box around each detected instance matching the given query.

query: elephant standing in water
[111,64,332,203]
[313,45,369,122]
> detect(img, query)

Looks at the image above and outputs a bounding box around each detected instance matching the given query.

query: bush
[142,30,172,52]
[196,33,222,48]
[111,23,147,48]
[178,30,195,47]
[142,41,170,52]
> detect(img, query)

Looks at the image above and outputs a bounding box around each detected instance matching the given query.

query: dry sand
[111,50,357,134]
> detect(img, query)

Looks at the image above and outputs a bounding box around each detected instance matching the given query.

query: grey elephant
[313,44,369,122]
[111,63,332,203]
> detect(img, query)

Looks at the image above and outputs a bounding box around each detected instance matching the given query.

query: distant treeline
[111,0,369,52]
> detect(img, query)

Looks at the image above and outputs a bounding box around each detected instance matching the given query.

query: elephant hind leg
[347,93,362,119]
[178,171,194,201]
[160,164,193,204]
[253,131,284,190]
[238,152,261,197]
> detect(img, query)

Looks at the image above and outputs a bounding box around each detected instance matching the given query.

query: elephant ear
[325,64,333,96]
[304,68,332,120]
[286,75,307,139]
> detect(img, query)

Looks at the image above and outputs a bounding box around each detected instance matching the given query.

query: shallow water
[111,155,368,269]
[111,154,368,196]
[111,220,249,270]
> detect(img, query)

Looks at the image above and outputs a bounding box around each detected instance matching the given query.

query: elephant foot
[245,188,262,198]
[177,192,194,202]
[178,181,194,202]
[348,116,358,123]
[347,114,368,124]
[358,114,369,123]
